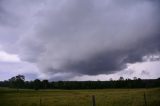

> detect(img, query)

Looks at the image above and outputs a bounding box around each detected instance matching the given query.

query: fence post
[144,92,147,106]
[40,98,42,106]
[92,95,96,106]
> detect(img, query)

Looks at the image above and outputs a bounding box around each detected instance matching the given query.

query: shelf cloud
[0,0,160,80]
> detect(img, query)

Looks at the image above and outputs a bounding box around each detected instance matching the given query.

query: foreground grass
[0,88,160,106]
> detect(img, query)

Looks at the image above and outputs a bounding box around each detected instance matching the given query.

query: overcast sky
[0,0,160,81]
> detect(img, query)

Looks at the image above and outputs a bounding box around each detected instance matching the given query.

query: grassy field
[0,88,160,106]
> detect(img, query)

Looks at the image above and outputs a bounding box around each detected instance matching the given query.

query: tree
[133,77,137,80]
[42,80,49,89]
[109,78,113,81]
[9,75,25,90]
[33,79,41,90]
[119,76,124,81]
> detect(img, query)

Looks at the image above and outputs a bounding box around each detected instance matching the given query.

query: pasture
[0,88,160,106]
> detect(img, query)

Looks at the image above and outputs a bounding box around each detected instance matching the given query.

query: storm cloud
[0,0,160,80]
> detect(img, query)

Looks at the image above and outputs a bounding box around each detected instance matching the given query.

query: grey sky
[0,0,160,81]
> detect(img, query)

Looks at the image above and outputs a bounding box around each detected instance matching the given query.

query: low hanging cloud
[0,0,160,80]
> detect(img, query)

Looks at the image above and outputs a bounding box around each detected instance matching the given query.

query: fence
[37,93,148,106]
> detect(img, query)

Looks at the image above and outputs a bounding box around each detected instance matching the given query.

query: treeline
[0,75,160,90]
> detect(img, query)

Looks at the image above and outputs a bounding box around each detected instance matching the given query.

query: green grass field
[0,88,160,106]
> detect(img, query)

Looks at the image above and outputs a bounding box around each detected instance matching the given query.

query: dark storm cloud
[65,51,127,75]
[0,0,160,79]
[0,1,17,26]
[59,34,160,75]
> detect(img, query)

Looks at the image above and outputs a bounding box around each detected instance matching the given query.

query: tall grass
[0,88,159,106]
